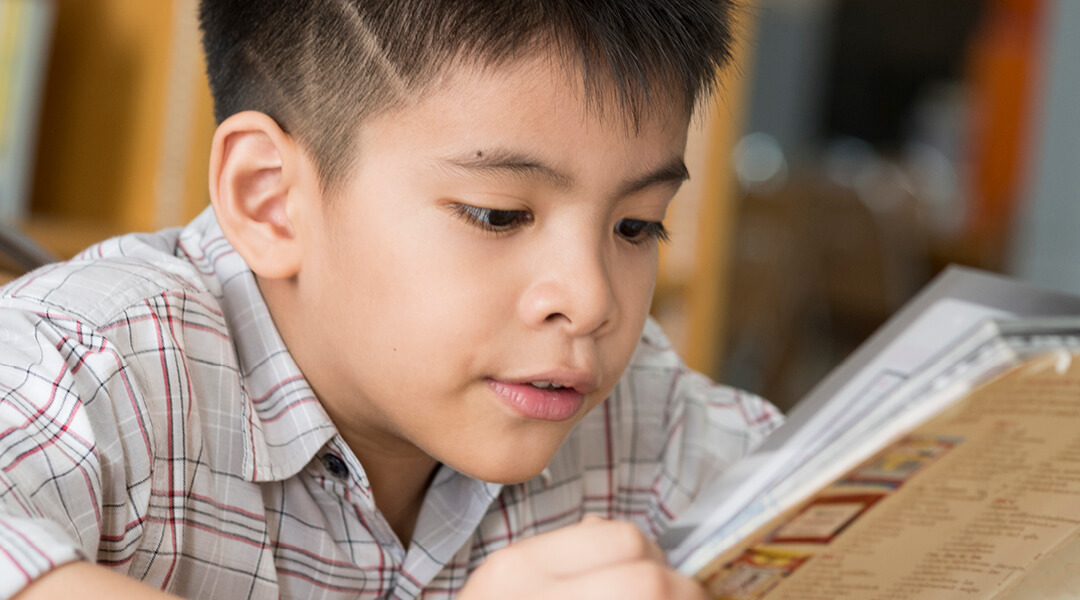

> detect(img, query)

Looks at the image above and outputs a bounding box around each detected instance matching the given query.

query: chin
[453,445,558,485]
[475,469,545,486]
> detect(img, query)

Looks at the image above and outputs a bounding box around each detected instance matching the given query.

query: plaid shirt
[0,208,780,599]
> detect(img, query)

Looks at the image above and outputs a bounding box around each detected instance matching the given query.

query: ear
[208,111,314,279]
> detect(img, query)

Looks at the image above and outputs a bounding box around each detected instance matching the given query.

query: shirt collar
[179,207,337,482]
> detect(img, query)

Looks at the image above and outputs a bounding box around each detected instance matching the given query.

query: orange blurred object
[964,0,1045,268]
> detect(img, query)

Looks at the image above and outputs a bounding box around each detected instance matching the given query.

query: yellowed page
[697,351,1080,600]
[993,531,1080,600]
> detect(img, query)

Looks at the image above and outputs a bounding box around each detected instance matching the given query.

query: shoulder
[0,228,215,329]
[606,317,783,459]
[0,227,241,500]
[0,228,234,409]
[620,319,773,417]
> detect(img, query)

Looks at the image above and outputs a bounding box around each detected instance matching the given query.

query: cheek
[616,248,659,317]
[328,213,512,361]
[606,251,658,354]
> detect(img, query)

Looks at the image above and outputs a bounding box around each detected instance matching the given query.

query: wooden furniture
[26,0,213,256]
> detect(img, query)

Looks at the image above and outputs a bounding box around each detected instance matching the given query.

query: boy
[2,0,780,598]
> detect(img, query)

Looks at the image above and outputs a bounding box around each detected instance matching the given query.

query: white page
[675,323,1034,574]
[662,267,1080,570]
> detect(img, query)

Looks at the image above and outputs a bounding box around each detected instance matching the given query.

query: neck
[258,275,439,545]
[344,430,440,545]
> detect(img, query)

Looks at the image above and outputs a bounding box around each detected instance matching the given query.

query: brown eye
[486,209,520,228]
[616,219,670,245]
[616,219,648,239]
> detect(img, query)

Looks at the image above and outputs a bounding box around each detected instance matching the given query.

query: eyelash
[616,219,671,245]
[451,204,532,237]
[450,203,670,245]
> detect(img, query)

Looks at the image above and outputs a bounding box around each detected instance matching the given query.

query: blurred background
[1,0,1077,412]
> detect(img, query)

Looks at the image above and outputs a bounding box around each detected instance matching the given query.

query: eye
[616,219,670,245]
[451,203,533,234]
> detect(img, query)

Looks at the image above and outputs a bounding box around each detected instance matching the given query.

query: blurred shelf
[18,214,127,259]
[28,0,213,240]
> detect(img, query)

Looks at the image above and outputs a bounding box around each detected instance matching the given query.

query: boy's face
[293,56,690,483]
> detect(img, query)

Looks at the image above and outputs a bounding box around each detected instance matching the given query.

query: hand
[458,515,708,600]
[14,561,180,600]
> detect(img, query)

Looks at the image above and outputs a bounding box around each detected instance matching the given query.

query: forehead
[322,54,692,237]
[359,54,692,165]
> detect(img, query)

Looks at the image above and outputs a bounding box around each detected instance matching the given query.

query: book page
[669,299,1012,570]
[697,349,1080,600]
[993,531,1080,599]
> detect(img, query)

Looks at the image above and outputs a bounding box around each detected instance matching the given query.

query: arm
[459,515,707,600]
[14,562,179,600]
[0,306,155,597]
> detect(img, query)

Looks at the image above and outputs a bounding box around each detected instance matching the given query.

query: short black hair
[199,0,739,193]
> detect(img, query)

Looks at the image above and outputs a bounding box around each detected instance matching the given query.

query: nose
[518,240,617,336]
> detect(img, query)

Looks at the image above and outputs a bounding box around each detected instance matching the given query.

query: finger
[577,515,667,564]
[536,559,709,600]
[580,513,606,525]
[501,518,664,578]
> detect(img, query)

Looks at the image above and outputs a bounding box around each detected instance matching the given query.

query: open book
[660,266,1080,599]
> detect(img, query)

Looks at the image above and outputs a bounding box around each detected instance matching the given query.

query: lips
[487,373,595,422]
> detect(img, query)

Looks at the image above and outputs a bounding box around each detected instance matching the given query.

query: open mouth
[528,381,570,390]
[487,379,586,422]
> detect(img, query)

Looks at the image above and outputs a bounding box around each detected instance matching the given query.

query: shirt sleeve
[0,306,152,598]
[608,317,783,536]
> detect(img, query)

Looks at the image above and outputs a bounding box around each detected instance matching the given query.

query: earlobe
[209,111,309,279]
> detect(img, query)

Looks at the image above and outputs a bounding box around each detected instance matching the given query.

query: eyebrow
[442,149,573,189]
[440,148,689,196]
[619,157,690,197]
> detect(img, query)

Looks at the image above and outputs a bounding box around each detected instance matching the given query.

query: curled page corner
[1056,349,1073,374]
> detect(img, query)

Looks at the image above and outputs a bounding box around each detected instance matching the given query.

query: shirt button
[322,453,350,479]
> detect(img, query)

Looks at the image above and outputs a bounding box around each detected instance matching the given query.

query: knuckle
[606,520,650,557]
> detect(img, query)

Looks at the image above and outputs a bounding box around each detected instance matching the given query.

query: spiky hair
[199,0,739,192]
